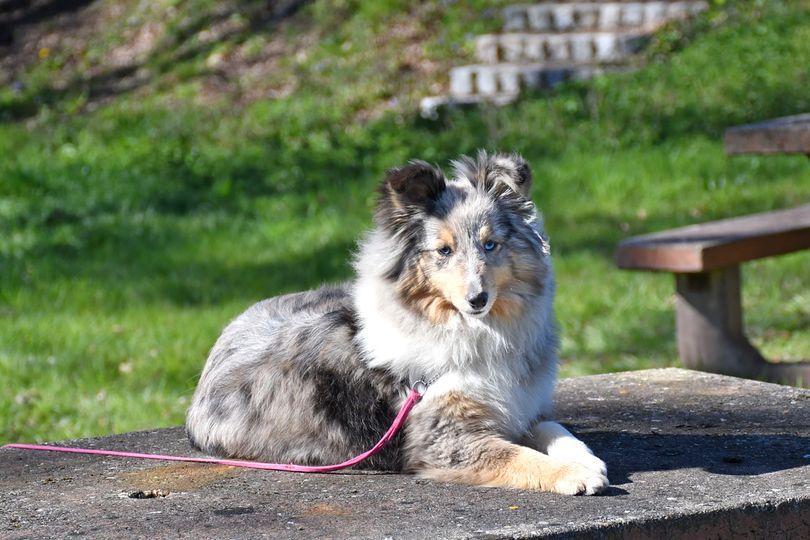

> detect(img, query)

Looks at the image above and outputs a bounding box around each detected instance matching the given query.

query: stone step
[3,369,809,539]
[503,1,708,33]
[419,93,520,118]
[448,62,629,97]
[475,31,650,64]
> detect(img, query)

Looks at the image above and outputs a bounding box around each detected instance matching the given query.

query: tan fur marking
[411,393,603,494]
[397,254,457,324]
[429,266,467,313]
[386,184,404,211]
[478,225,493,245]
[490,296,526,320]
[421,446,593,493]
[439,391,494,421]
[509,250,545,293]
[488,249,548,322]
[482,446,563,490]
[489,263,528,321]
[492,262,517,290]
[438,226,456,250]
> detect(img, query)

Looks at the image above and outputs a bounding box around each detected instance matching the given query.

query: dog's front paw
[549,462,609,496]
[568,451,607,478]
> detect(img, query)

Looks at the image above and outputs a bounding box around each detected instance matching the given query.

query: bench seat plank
[616,204,810,272]
[725,113,810,155]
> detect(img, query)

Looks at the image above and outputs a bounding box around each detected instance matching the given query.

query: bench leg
[675,267,810,386]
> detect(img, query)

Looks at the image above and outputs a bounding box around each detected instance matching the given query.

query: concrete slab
[502,2,708,33]
[474,32,651,64]
[2,368,809,539]
[448,63,629,98]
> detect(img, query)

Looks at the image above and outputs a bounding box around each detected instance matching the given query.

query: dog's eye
[484,240,498,252]
[437,246,453,256]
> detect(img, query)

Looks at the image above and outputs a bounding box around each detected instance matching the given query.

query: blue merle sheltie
[186,151,608,495]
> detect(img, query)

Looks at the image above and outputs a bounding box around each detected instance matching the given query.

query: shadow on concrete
[580,432,810,487]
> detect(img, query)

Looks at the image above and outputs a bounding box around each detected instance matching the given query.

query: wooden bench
[616,205,810,385]
[616,114,810,386]
[724,112,810,156]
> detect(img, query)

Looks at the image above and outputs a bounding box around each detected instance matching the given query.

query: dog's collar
[410,374,441,395]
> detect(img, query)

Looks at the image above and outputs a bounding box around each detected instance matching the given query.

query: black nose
[468,292,489,311]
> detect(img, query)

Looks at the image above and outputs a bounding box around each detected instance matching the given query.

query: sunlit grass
[1,0,809,443]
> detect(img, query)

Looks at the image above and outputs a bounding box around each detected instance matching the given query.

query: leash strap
[2,387,423,473]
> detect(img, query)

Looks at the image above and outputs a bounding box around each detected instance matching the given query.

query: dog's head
[375,151,550,324]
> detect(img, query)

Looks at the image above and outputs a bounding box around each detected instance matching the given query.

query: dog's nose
[467,292,489,311]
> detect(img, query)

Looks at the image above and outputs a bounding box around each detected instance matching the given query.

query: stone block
[502,2,708,34]
[475,34,499,63]
[546,35,570,62]
[499,34,524,63]
[3,369,808,539]
[551,4,575,31]
[668,1,693,19]
[570,35,595,63]
[499,67,522,95]
[523,36,546,62]
[600,3,622,30]
[644,1,670,26]
[448,66,474,95]
[526,5,553,32]
[502,5,529,31]
[621,3,646,28]
[575,5,600,30]
[474,65,499,95]
[594,33,620,61]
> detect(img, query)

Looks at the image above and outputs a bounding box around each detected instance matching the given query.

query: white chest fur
[353,273,558,438]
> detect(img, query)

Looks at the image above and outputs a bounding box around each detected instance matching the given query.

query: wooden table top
[616,203,810,272]
[725,113,810,155]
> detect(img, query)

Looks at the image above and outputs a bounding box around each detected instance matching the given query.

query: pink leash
[2,386,423,473]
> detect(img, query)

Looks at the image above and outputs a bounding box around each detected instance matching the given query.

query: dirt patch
[1,0,314,112]
[121,462,238,493]
[302,503,352,517]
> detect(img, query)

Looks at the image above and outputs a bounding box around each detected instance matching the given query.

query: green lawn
[1,0,809,444]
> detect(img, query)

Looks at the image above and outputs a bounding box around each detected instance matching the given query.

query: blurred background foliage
[1,0,809,443]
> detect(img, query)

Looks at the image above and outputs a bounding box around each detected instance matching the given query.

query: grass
[2,0,809,444]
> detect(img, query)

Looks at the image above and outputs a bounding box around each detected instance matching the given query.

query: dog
[186,151,608,495]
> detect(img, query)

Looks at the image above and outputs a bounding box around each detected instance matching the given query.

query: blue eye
[484,240,498,252]
[437,246,453,256]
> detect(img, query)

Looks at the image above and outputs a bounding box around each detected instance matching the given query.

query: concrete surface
[502,2,708,33]
[2,368,809,539]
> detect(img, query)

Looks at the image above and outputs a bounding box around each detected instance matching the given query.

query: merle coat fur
[186,152,609,495]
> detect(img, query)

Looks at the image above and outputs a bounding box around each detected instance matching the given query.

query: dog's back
[186,284,405,469]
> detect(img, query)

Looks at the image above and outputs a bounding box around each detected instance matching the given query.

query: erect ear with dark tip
[384,161,446,206]
[376,161,447,233]
[512,155,533,198]
[487,153,532,199]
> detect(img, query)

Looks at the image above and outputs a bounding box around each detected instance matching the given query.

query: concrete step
[419,93,520,118]
[3,369,809,538]
[475,31,650,64]
[503,1,708,33]
[448,62,629,97]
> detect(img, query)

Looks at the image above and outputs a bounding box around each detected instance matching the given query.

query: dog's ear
[376,161,446,232]
[508,154,533,199]
[454,151,533,200]
[384,161,446,207]
[482,152,532,199]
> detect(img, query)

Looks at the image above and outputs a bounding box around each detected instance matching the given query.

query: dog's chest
[431,362,556,437]
[360,318,556,436]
